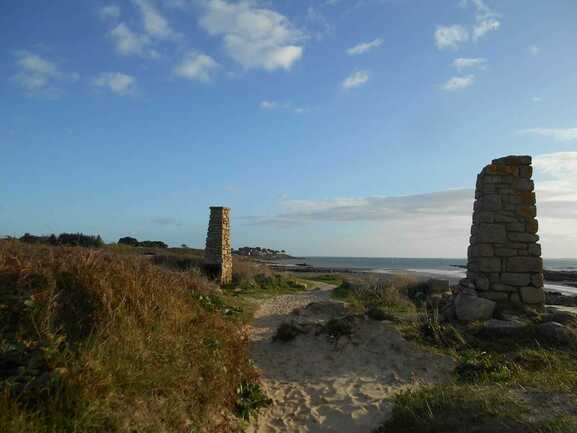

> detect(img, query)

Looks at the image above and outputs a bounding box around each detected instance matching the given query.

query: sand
[247,283,456,433]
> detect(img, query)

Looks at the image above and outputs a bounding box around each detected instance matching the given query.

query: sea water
[273,257,577,295]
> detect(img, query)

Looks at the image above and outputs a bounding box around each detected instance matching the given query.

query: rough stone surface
[455,293,496,322]
[520,286,545,304]
[536,322,574,345]
[465,155,544,307]
[483,319,527,337]
[204,207,232,285]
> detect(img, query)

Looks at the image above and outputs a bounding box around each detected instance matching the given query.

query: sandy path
[247,282,455,433]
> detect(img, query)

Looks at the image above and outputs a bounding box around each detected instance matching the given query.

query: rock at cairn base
[204,206,232,285]
[455,291,496,322]
[461,155,545,308]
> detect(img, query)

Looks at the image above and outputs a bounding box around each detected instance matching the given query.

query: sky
[1,0,577,258]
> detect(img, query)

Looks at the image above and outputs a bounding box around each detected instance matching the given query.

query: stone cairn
[462,155,544,307]
[204,206,232,285]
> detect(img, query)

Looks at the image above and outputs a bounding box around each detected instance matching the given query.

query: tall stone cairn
[204,206,232,285]
[465,155,544,306]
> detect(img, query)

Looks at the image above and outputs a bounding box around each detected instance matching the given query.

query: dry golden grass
[0,240,257,433]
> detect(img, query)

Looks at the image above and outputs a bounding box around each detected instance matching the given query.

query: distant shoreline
[262,260,577,296]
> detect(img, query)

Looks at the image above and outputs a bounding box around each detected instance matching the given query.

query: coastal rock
[483,319,527,337]
[294,302,348,318]
[536,322,574,346]
[455,293,495,322]
[544,308,577,325]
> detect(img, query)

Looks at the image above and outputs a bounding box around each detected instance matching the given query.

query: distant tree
[57,233,103,248]
[181,244,188,248]
[20,232,103,248]
[138,240,168,249]
[118,236,139,247]
[20,233,41,244]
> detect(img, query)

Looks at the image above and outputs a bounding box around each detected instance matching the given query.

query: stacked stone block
[204,207,232,285]
[466,155,544,306]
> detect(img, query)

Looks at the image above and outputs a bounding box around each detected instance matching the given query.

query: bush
[117,236,139,247]
[230,257,305,294]
[0,240,258,433]
[418,307,466,349]
[333,277,416,314]
[19,233,103,248]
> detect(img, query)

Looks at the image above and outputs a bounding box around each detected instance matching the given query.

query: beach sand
[247,283,455,433]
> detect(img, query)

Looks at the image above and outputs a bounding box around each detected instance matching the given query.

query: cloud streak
[346,38,383,55]
[342,70,369,89]
[13,51,78,97]
[435,25,468,50]
[173,51,219,82]
[520,128,577,142]
[442,75,474,91]
[242,152,577,257]
[92,72,136,95]
[451,57,486,71]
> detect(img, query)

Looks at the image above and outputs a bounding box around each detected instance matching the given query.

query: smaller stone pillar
[465,155,544,306]
[204,207,232,285]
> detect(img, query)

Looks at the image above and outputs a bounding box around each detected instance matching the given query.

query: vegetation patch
[0,240,259,433]
[273,322,309,342]
[376,384,577,433]
[322,317,353,341]
[234,381,272,421]
[229,258,308,297]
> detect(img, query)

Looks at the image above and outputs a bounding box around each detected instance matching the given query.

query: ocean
[272,257,577,295]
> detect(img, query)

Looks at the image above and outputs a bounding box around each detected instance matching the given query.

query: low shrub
[418,308,466,349]
[332,277,416,314]
[376,384,577,433]
[0,240,258,433]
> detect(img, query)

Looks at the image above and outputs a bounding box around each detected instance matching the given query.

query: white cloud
[104,1,178,58]
[199,0,304,71]
[133,0,178,40]
[17,52,59,78]
[243,152,577,257]
[260,100,277,109]
[457,0,500,43]
[435,25,469,50]
[173,51,219,82]
[468,0,499,20]
[528,45,540,55]
[92,72,136,94]
[259,100,306,113]
[519,128,577,142]
[442,75,474,91]
[342,70,369,89]
[346,38,383,55]
[451,57,486,71]
[98,5,121,20]
[13,51,77,96]
[473,18,500,41]
[108,22,158,58]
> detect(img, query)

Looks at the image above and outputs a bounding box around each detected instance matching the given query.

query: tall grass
[0,240,257,433]
[332,275,417,314]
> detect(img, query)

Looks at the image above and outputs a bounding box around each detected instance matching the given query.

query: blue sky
[1,0,577,257]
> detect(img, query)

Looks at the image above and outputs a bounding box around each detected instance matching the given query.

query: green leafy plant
[234,381,272,421]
